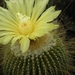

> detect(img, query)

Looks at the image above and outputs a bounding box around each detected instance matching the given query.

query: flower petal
[35,23,59,31]
[31,0,49,24]
[16,0,27,14]
[0,23,18,31]
[19,37,30,53]
[34,22,48,29]
[25,0,34,17]
[30,23,59,39]
[11,35,23,46]
[47,23,59,31]
[6,0,22,16]
[30,29,48,39]
[36,6,61,24]
[0,31,17,37]
[0,35,15,45]
[5,0,26,15]
[0,7,18,24]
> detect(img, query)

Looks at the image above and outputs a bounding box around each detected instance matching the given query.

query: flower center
[17,13,33,36]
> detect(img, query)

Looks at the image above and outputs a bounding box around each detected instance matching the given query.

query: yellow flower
[0,0,61,53]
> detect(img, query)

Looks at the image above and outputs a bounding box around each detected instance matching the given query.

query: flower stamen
[17,13,33,35]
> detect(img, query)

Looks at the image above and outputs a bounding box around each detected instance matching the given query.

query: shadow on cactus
[0,0,72,75]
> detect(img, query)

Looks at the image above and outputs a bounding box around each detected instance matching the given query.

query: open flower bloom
[0,0,61,53]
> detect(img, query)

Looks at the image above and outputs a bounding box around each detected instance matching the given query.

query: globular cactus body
[3,36,69,75]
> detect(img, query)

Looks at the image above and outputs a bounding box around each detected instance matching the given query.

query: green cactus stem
[3,34,70,75]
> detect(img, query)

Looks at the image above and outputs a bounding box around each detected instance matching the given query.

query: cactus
[0,0,73,75]
[3,35,70,75]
